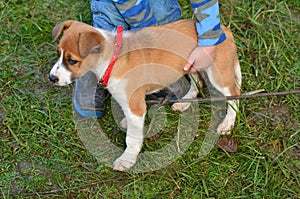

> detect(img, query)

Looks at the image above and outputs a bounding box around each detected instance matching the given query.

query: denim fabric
[112,0,157,29]
[148,0,181,26]
[91,0,130,31]
[90,0,181,31]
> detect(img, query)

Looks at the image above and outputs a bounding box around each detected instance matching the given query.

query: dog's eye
[68,58,78,65]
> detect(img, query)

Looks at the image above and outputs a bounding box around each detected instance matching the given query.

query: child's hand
[183,46,216,73]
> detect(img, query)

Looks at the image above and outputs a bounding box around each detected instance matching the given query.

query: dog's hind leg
[205,59,241,134]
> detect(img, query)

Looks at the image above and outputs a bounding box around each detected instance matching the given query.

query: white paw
[171,102,191,112]
[119,117,127,129]
[113,152,138,171]
[216,120,233,135]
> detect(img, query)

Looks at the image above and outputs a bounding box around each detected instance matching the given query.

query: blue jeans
[90,0,181,30]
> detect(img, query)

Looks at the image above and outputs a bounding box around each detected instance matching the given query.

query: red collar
[99,26,124,87]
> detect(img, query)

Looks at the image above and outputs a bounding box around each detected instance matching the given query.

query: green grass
[0,0,299,198]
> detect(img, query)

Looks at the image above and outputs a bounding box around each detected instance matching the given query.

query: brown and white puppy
[49,19,241,171]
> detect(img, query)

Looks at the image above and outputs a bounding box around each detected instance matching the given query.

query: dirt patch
[248,102,299,129]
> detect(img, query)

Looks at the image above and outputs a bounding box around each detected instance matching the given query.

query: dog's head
[49,20,105,86]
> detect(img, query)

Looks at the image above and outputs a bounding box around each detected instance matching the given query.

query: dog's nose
[49,74,59,83]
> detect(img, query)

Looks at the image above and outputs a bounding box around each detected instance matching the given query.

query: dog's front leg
[172,73,201,112]
[113,111,145,171]
[112,94,146,171]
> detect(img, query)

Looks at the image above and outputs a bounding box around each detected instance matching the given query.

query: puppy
[49,19,241,171]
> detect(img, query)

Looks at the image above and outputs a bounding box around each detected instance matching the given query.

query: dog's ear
[78,31,105,57]
[52,20,73,43]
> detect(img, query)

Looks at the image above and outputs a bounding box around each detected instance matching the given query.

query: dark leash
[146,89,300,104]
